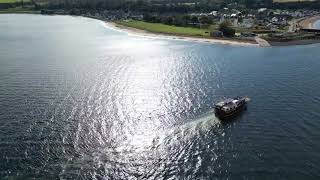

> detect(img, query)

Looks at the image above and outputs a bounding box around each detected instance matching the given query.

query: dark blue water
[1,14,320,179]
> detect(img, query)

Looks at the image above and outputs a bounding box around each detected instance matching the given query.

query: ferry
[214,97,250,119]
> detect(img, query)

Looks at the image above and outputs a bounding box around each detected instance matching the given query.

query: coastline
[2,13,320,47]
[269,39,320,46]
[105,21,259,47]
[266,15,320,46]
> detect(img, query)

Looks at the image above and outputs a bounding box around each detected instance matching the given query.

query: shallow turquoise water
[0,14,320,179]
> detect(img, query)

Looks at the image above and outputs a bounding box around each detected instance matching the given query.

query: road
[255,36,271,47]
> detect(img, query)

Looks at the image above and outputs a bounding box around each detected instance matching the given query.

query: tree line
[15,0,320,11]
[39,0,307,12]
[142,13,212,27]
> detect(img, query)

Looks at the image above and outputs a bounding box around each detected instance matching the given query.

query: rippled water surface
[1,14,320,179]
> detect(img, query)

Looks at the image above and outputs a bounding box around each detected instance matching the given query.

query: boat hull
[215,102,247,120]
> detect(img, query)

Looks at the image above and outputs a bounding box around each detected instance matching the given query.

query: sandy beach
[102,19,320,47]
[105,21,259,47]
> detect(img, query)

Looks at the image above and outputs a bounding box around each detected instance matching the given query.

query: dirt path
[255,37,271,47]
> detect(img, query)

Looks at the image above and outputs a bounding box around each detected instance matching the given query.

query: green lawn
[0,7,37,13]
[0,0,30,3]
[117,20,211,37]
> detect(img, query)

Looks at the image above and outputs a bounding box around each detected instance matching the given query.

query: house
[220,15,225,23]
[232,18,238,27]
[231,13,237,18]
[258,8,267,13]
[267,23,279,31]
[209,11,218,16]
[271,17,278,23]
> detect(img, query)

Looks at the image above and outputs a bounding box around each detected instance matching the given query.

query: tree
[182,15,191,26]
[191,16,198,25]
[161,16,174,25]
[219,20,235,37]
[143,13,152,22]
[173,15,183,26]
[199,16,212,25]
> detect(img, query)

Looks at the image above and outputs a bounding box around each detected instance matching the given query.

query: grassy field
[0,7,38,13]
[117,20,211,37]
[0,0,30,3]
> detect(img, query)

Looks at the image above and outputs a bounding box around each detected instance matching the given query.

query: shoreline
[105,21,259,47]
[266,15,320,46]
[106,20,320,47]
[269,39,320,46]
[2,13,320,47]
